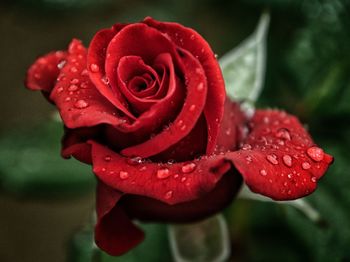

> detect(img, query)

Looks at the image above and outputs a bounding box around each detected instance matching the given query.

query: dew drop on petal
[181,163,196,173]
[311,176,317,183]
[302,162,311,170]
[127,157,143,165]
[74,99,89,109]
[70,67,78,73]
[157,168,170,179]
[70,78,79,84]
[189,105,196,111]
[180,125,187,131]
[260,169,267,176]
[68,84,79,91]
[57,87,64,93]
[276,128,291,141]
[164,190,173,200]
[245,156,253,164]
[90,63,99,73]
[104,155,111,162]
[282,155,293,167]
[266,154,278,165]
[65,97,71,102]
[119,171,129,180]
[57,60,66,69]
[197,82,204,91]
[181,177,187,182]
[307,146,324,162]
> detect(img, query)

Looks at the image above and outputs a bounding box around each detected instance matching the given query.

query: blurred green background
[0,0,349,261]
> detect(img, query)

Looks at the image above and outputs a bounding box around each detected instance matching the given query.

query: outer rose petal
[143,17,226,154]
[50,39,126,129]
[95,182,144,256]
[215,99,247,153]
[229,110,334,200]
[25,50,67,93]
[89,141,236,205]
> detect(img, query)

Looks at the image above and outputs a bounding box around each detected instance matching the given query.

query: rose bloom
[25,18,333,256]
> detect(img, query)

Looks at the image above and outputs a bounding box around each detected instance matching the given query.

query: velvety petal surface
[50,39,127,129]
[143,17,226,154]
[25,50,67,93]
[230,110,334,200]
[95,182,144,256]
[89,141,233,205]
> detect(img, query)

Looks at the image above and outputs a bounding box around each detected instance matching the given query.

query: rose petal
[50,39,127,129]
[95,182,144,256]
[120,170,242,223]
[229,110,334,200]
[25,50,67,93]
[143,17,225,154]
[87,25,135,120]
[117,53,178,114]
[120,49,207,158]
[89,141,234,205]
[215,99,248,153]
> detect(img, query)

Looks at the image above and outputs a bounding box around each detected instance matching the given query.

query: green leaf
[0,121,95,197]
[220,12,270,103]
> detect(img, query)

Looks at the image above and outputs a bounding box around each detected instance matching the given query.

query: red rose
[25,17,333,256]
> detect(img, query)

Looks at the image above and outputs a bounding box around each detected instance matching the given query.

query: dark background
[0,0,349,261]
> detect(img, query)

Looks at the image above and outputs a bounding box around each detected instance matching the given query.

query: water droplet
[139,166,147,171]
[176,120,183,126]
[197,82,204,91]
[74,99,89,109]
[101,167,106,172]
[104,156,111,162]
[260,169,267,176]
[276,128,291,141]
[189,104,196,111]
[65,97,71,102]
[167,159,175,165]
[70,66,78,73]
[266,154,278,165]
[242,144,252,150]
[174,174,179,179]
[70,78,79,84]
[311,176,317,183]
[287,173,292,179]
[119,171,129,180]
[68,84,78,91]
[190,34,195,40]
[90,63,99,72]
[157,168,170,179]
[214,54,219,59]
[127,157,143,165]
[101,76,110,85]
[164,190,173,199]
[302,162,311,170]
[282,155,293,167]
[180,125,187,131]
[307,147,324,162]
[34,73,41,79]
[245,156,253,163]
[181,163,196,173]
[81,69,89,76]
[57,87,64,93]
[57,60,66,69]
[181,177,187,182]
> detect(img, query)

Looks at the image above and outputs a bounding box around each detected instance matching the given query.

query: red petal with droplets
[87,25,135,119]
[95,182,144,256]
[120,48,207,158]
[50,39,126,129]
[143,17,225,154]
[25,50,67,93]
[120,170,242,223]
[229,110,333,200]
[89,141,236,205]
